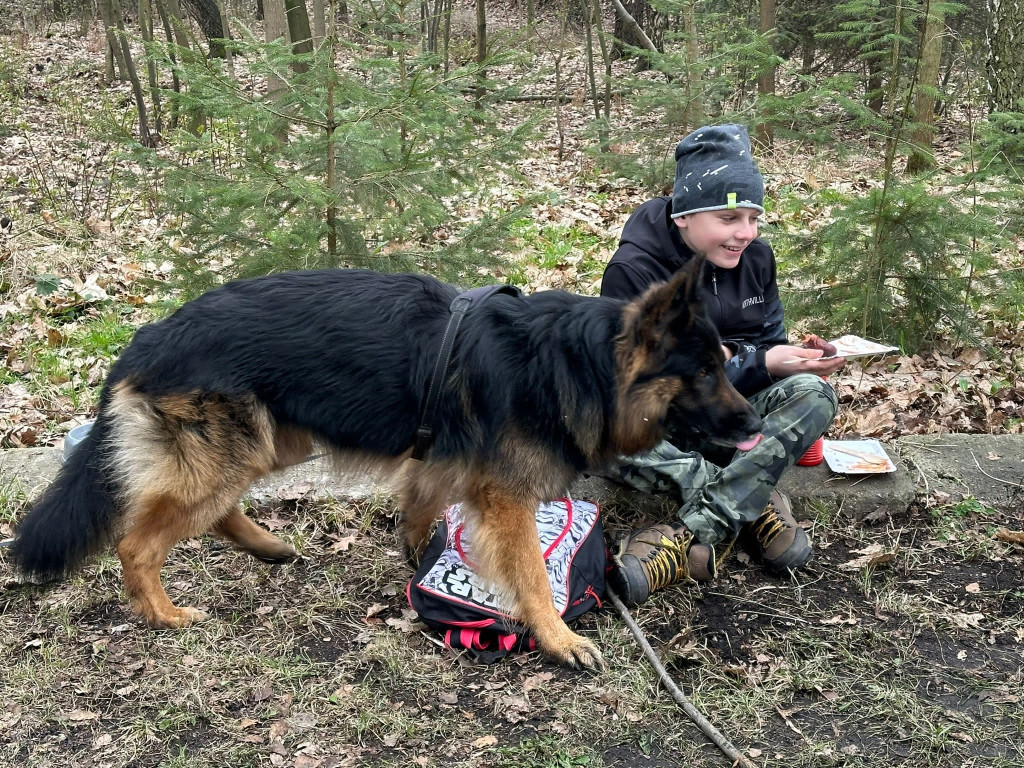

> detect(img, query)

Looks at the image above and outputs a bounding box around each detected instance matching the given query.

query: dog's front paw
[544,629,605,670]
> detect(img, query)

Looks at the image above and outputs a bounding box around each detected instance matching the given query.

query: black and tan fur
[11,256,761,668]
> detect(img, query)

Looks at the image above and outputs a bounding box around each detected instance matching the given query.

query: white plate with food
[823,439,897,474]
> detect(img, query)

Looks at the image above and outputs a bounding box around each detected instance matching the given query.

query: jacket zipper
[712,267,718,296]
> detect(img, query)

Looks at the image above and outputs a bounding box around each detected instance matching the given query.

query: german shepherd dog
[10,255,762,668]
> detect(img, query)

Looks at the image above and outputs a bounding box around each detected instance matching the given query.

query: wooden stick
[608,587,760,768]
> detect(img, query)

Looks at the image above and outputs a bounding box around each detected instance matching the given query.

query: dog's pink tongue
[735,434,763,451]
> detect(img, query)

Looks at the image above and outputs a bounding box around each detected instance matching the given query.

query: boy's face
[674,209,760,269]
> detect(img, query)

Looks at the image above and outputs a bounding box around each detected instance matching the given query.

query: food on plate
[801,333,838,357]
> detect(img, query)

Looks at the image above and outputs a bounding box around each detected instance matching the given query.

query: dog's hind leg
[468,486,604,670]
[211,424,311,562]
[117,493,209,628]
[213,504,297,563]
[397,466,451,565]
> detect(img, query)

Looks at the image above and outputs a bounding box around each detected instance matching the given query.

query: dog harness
[412,284,522,461]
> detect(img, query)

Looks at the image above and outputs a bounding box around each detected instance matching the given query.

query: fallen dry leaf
[522,672,554,693]
[66,709,100,722]
[329,534,357,553]
[839,544,895,571]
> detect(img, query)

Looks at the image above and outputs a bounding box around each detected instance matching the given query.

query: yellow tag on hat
[727,192,737,209]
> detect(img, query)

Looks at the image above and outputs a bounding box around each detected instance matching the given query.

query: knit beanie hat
[670,124,765,218]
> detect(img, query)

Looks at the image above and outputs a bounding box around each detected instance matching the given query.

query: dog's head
[612,254,763,456]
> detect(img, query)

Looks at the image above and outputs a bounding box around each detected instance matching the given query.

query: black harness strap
[412,284,522,462]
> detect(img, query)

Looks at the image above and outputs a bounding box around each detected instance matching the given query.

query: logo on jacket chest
[741,295,765,310]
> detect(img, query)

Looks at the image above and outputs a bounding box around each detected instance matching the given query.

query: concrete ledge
[3,433,1022,528]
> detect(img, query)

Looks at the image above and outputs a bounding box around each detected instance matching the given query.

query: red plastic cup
[797,435,825,467]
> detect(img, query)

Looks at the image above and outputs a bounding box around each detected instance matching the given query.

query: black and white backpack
[407,497,606,662]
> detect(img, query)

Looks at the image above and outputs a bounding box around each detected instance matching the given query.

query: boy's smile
[674,209,760,269]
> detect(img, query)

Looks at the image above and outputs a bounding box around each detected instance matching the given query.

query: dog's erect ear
[664,253,706,329]
[623,253,707,348]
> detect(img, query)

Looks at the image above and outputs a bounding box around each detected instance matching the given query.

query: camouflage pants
[611,374,838,547]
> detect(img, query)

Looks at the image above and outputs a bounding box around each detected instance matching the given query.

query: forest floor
[0,15,1022,768]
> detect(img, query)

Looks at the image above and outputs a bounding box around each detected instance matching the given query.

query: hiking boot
[741,489,812,573]
[609,522,717,606]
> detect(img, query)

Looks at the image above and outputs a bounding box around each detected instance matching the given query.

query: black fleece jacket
[601,196,787,397]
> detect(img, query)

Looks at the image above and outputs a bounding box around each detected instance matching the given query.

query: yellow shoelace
[749,506,786,549]
[643,532,692,591]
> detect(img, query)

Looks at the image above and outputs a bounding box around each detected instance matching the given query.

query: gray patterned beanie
[670,124,765,218]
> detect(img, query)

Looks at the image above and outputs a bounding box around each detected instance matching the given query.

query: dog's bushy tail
[11,416,119,580]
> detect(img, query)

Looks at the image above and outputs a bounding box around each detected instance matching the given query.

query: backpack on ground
[407,497,606,663]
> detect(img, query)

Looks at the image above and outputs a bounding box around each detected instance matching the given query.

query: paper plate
[823,439,897,474]
[827,335,899,359]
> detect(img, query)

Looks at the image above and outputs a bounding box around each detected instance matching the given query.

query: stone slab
[2,433,1022,531]
[895,434,1024,512]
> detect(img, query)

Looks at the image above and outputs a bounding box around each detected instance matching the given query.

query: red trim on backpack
[453,525,479,571]
[554,499,601,616]
[542,497,573,559]
[439,618,495,629]
[499,633,517,652]
[460,629,493,650]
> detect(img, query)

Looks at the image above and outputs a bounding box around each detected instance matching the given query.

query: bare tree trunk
[325,0,338,256]
[181,0,228,57]
[163,0,192,48]
[264,0,290,99]
[581,0,603,146]
[139,0,164,135]
[474,0,486,105]
[154,0,183,129]
[867,58,884,114]
[215,0,236,79]
[553,0,569,160]
[98,0,125,81]
[612,0,664,70]
[608,0,658,55]
[286,0,314,72]
[755,0,776,148]
[311,0,325,43]
[104,29,119,81]
[590,0,612,129]
[906,1,943,173]
[426,0,443,53]
[986,0,1024,112]
[80,0,93,36]
[102,0,156,146]
[442,0,452,74]
[683,0,702,128]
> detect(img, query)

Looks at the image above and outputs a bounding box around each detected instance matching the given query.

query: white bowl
[62,421,95,464]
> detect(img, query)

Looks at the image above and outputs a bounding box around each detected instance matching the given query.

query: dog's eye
[698,368,709,378]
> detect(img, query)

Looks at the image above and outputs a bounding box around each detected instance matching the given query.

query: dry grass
[2,489,1022,768]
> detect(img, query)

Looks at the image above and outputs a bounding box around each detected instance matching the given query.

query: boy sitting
[602,124,846,604]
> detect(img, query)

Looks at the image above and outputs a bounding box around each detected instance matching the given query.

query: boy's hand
[765,344,847,378]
